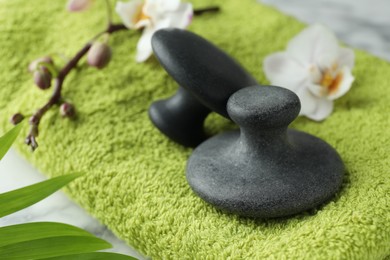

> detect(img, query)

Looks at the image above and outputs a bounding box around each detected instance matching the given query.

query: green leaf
[43,252,138,260]
[0,236,111,260]
[0,123,22,161]
[0,173,82,217]
[0,222,95,247]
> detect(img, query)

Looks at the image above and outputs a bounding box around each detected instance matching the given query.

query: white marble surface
[1,1,389,259]
[260,0,390,61]
[0,149,146,260]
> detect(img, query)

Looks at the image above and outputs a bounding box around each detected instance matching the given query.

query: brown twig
[194,6,220,15]
[25,23,127,151]
[24,6,219,151]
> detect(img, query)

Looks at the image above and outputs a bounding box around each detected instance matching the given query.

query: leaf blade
[0,123,22,161]
[0,222,95,247]
[42,252,138,260]
[0,173,82,217]
[0,236,112,260]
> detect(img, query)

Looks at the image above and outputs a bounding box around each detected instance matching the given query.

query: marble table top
[0,0,388,258]
[0,149,146,259]
[262,0,390,61]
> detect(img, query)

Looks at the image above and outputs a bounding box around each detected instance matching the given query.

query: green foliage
[0,125,137,260]
[0,173,81,218]
[0,222,95,247]
[0,123,22,161]
[44,252,137,260]
[0,236,111,260]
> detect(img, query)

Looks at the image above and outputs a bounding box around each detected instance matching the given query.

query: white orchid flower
[115,0,193,62]
[264,24,355,121]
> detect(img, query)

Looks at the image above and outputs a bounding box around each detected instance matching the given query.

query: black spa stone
[149,28,258,147]
[148,87,210,147]
[186,86,345,218]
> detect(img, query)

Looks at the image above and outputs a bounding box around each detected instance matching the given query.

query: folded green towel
[0,0,389,259]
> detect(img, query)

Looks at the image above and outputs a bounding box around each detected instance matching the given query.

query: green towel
[0,0,389,259]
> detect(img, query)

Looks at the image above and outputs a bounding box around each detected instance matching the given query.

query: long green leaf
[0,236,111,260]
[0,222,95,247]
[43,252,138,260]
[0,173,82,217]
[0,123,22,161]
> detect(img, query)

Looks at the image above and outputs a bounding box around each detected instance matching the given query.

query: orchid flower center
[319,63,343,96]
[310,63,343,97]
[320,70,343,95]
[133,4,150,27]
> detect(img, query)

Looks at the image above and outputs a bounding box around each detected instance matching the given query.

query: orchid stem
[25,23,127,151]
[104,0,113,26]
[194,6,220,15]
[22,5,220,151]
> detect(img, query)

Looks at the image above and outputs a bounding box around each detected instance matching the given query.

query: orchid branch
[25,23,127,151]
[193,6,220,15]
[104,0,113,25]
[12,5,219,151]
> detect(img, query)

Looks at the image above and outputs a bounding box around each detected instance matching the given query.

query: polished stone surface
[152,28,258,118]
[187,86,344,218]
[149,87,211,147]
[1,0,388,256]
[149,28,257,147]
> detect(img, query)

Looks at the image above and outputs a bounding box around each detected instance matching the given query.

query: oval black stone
[152,28,258,118]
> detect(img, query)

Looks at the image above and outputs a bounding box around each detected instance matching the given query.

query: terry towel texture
[0,0,389,259]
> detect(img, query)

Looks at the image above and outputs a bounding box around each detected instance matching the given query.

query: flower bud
[29,116,39,125]
[87,42,112,69]
[28,56,53,73]
[33,68,52,90]
[60,102,75,118]
[10,113,24,125]
[67,0,92,12]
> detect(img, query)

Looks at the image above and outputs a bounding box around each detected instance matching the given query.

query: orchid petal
[316,53,338,71]
[297,88,334,121]
[265,24,354,121]
[310,98,334,121]
[263,52,308,92]
[136,26,155,62]
[144,3,192,29]
[296,87,318,116]
[327,66,355,100]
[133,1,193,63]
[308,64,322,84]
[155,19,171,29]
[115,0,143,29]
[307,83,326,98]
[135,19,152,29]
[145,0,180,13]
[161,3,193,29]
[338,47,355,69]
[287,24,339,68]
[67,0,92,12]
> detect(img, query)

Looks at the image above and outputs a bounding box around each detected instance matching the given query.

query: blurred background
[260,0,390,61]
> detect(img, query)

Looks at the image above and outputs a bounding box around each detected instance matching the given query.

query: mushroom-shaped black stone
[149,28,258,147]
[186,86,344,218]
